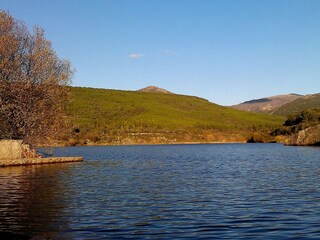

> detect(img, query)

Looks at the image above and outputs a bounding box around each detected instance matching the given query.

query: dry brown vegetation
[0,11,73,147]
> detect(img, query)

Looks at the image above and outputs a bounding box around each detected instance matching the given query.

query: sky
[1,0,320,105]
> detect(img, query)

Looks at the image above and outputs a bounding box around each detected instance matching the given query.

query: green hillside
[273,93,320,116]
[64,87,284,145]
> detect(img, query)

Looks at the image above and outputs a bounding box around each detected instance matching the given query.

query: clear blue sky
[1,0,320,105]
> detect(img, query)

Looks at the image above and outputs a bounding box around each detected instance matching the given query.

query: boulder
[285,125,320,146]
[0,140,23,159]
[0,140,40,160]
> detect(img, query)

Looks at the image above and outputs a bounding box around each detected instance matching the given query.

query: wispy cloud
[129,53,145,59]
[162,49,178,56]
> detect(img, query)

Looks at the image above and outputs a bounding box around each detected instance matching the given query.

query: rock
[285,125,320,146]
[138,86,172,94]
[0,140,41,159]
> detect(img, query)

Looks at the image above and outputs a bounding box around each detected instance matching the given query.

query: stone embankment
[0,140,83,167]
[0,157,83,167]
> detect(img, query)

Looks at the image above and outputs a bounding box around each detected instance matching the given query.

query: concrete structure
[0,157,83,167]
[0,140,24,160]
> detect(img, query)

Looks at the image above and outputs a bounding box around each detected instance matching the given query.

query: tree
[0,11,73,146]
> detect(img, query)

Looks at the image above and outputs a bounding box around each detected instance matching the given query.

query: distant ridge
[273,93,320,116]
[138,86,172,94]
[232,94,302,113]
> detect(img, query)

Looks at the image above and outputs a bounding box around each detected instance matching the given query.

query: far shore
[87,141,249,146]
[41,140,319,148]
[42,140,265,148]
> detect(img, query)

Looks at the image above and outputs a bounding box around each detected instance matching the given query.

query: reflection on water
[0,164,74,239]
[0,144,320,239]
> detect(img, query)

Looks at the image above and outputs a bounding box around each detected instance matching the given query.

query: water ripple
[0,144,320,239]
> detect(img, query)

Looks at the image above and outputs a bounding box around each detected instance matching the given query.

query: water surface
[0,144,319,239]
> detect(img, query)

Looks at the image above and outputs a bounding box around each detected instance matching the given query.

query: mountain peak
[138,86,172,94]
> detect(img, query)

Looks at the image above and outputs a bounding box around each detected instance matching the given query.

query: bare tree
[0,11,73,146]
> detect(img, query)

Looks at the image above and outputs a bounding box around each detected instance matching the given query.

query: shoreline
[89,141,249,147]
[44,141,276,148]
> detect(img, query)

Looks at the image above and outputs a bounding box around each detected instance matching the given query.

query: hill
[272,93,320,116]
[64,87,285,145]
[232,94,302,113]
[138,86,172,94]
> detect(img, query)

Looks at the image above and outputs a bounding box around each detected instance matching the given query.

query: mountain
[64,87,284,145]
[272,93,320,116]
[138,86,172,94]
[232,94,302,113]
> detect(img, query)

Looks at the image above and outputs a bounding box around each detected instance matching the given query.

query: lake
[0,144,319,239]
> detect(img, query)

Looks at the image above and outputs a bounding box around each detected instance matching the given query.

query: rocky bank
[285,125,320,146]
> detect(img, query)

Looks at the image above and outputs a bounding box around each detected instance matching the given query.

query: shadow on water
[0,164,75,239]
[0,232,30,240]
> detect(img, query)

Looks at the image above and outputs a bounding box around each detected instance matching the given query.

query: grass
[65,87,285,145]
